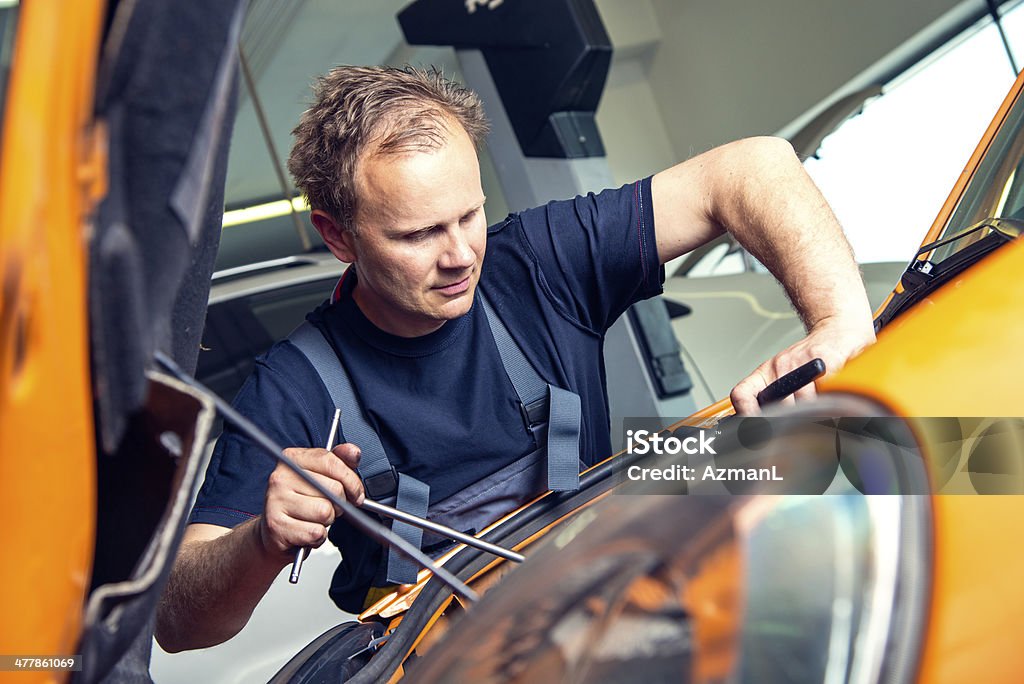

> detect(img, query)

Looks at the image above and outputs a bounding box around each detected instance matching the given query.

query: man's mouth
[434,276,471,296]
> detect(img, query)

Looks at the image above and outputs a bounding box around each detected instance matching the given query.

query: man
[155,66,875,652]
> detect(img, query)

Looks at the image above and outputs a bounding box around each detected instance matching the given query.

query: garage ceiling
[220,0,1017,260]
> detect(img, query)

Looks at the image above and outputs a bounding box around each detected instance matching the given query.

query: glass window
[0,2,20,131]
[198,277,336,401]
[803,1,1024,264]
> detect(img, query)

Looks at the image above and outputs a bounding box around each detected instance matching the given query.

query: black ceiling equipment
[399,0,612,158]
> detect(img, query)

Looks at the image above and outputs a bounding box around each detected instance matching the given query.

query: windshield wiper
[875,216,1023,330]
[915,216,1022,260]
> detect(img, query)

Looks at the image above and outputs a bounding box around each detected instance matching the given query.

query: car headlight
[407,395,932,684]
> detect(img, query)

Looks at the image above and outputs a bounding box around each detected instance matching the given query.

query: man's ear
[310,209,357,263]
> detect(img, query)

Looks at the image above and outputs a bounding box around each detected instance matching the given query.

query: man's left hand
[730,315,876,414]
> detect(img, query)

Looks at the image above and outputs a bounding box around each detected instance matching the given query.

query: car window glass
[249,281,333,340]
[932,85,1024,262]
[0,2,20,133]
[198,277,336,401]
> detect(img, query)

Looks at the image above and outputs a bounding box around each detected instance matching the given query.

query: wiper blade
[875,216,1022,331]
[914,216,1023,260]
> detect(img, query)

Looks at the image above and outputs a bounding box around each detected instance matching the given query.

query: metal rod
[153,352,478,604]
[290,408,341,584]
[237,46,314,251]
[360,499,525,563]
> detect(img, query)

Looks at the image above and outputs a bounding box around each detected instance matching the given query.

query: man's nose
[438,227,475,270]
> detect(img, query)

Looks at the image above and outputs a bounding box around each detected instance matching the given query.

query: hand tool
[155,350,478,602]
[289,410,526,585]
[290,408,341,584]
[756,358,826,407]
[359,499,525,563]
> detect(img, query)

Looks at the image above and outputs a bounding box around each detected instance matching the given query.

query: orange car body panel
[821,234,1024,683]
[0,0,105,676]
[821,71,1024,684]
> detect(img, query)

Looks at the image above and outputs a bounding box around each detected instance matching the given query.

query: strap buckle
[519,397,546,429]
[363,466,399,499]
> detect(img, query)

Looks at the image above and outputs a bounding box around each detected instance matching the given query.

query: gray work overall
[288,290,583,589]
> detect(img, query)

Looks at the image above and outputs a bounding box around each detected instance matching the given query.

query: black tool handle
[756,358,826,407]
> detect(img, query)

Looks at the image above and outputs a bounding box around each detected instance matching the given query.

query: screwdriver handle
[756,358,826,407]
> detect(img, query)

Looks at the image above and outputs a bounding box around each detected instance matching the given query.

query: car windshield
[929,84,1024,264]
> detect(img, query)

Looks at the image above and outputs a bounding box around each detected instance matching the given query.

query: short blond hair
[287,65,489,232]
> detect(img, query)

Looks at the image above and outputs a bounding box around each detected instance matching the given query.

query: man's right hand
[156,443,364,652]
[259,443,364,558]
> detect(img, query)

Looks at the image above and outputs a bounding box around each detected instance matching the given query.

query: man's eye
[460,209,478,224]
[406,228,436,241]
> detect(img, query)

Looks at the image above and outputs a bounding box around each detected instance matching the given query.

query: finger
[280,444,327,464]
[732,363,773,415]
[332,443,362,470]
[312,452,365,506]
[260,509,330,554]
[793,382,818,402]
[286,521,329,549]
[281,492,337,527]
[730,381,762,416]
[282,446,333,469]
[267,464,347,502]
[337,465,365,506]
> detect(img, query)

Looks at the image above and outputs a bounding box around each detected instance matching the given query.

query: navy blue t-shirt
[191,178,663,609]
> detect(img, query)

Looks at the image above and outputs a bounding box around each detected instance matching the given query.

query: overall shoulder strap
[288,322,394,492]
[288,321,427,584]
[478,293,581,492]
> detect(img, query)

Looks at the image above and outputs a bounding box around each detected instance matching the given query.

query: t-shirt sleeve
[189,343,327,529]
[515,176,663,333]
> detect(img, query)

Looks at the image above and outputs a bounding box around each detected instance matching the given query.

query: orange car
[3,1,1023,683]
[269,61,1024,684]
[0,0,244,681]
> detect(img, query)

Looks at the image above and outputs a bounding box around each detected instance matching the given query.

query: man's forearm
[706,137,873,329]
[155,517,287,652]
[652,136,875,410]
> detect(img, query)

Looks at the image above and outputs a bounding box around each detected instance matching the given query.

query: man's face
[328,120,487,337]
